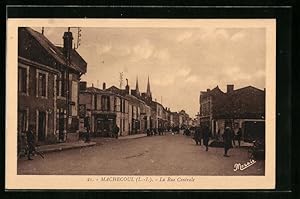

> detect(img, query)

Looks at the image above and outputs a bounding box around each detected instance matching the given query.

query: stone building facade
[18,27,87,148]
[199,85,265,137]
[79,83,129,137]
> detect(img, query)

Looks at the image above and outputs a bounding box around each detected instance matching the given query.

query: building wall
[79,90,131,136]
[18,28,87,144]
[128,104,132,133]
[200,86,265,136]
[18,61,58,144]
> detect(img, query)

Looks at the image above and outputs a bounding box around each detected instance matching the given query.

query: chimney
[103,82,106,90]
[207,89,211,92]
[125,78,130,94]
[79,81,87,91]
[63,30,73,62]
[227,84,234,93]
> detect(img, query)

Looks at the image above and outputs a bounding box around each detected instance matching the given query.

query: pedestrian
[215,128,221,141]
[113,125,120,139]
[236,128,242,148]
[184,128,190,136]
[223,126,233,157]
[84,116,91,143]
[231,128,236,147]
[193,127,202,145]
[203,125,210,151]
[26,125,36,160]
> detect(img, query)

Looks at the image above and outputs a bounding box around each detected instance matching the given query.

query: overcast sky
[33,27,266,117]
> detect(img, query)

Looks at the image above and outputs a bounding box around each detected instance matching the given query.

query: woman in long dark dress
[203,125,210,151]
[223,127,233,157]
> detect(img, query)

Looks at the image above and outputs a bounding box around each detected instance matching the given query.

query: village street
[17,133,264,176]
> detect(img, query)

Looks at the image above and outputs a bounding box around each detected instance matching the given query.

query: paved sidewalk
[119,133,147,140]
[208,139,254,148]
[91,133,148,145]
[36,140,96,153]
[34,133,147,154]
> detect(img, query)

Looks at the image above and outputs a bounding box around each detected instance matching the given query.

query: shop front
[94,113,116,137]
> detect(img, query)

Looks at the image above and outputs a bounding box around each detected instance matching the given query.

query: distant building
[155,102,165,129]
[199,85,265,137]
[107,79,151,135]
[79,82,129,137]
[179,110,190,128]
[170,112,178,128]
[18,27,87,147]
[141,76,152,102]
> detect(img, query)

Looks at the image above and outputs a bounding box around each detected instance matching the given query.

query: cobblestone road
[17,133,264,175]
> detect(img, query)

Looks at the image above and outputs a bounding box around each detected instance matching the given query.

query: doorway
[95,114,116,137]
[38,111,46,142]
[58,112,65,141]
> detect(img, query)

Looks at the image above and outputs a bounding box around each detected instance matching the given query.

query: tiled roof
[229,86,264,94]
[84,87,126,99]
[56,46,87,73]
[106,86,128,96]
[25,27,87,73]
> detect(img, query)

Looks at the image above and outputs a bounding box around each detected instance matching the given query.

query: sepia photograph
[6,19,276,189]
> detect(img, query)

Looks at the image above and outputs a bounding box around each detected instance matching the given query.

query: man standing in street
[223,126,233,157]
[236,128,242,148]
[84,116,91,143]
[113,125,120,139]
[26,125,35,160]
[193,126,202,145]
[203,125,210,151]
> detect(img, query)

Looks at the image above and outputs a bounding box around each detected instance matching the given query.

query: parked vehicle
[242,120,265,142]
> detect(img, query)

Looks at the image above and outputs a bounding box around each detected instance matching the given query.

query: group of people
[146,128,168,136]
[193,125,242,157]
[193,125,211,151]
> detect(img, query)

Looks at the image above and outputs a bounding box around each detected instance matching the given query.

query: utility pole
[74,27,82,50]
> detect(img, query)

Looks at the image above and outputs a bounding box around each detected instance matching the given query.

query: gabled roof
[230,86,264,94]
[200,86,225,97]
[85,87,105,93]
[83,86,125,98]
[107,86,128,96]
[25,27,87,73]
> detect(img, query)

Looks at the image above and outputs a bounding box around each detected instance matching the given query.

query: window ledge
[19,92,28,96]
[57,96,66,100]
[37,96,48,99]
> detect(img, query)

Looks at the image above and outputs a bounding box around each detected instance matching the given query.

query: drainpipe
[66,66,69,141]
[63,28,73,142]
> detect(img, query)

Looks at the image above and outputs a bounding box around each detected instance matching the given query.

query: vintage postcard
[6,19,276,189]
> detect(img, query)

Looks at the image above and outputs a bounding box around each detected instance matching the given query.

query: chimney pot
[103,82,106,90]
